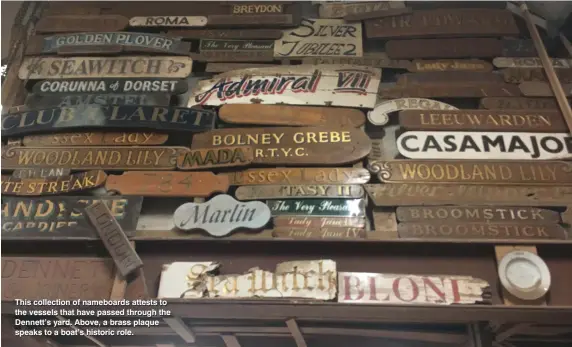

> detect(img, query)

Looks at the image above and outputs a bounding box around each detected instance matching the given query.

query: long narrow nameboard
[503,68,572,84]
[105,171,230,197]
[166,29,283,40]
[398,110,567,132]
[480,97,564,110]
[26,32,190,55]
[493,57,572,69]
[274,216,366,229]
[1,146,187,170]
[397,72,504,85]
[205,3,301,28]
[85,202,143,277]
[35,15,129,33]
[273,227,366,240]
[2,257,117,300]
[19,56,193,79]
[2,170,106,196]
[368,98,458,126]
[267,199,365,217]
[218,104,365,127]
[274,19,362,58]
[235,184,364,200]
[319,1,405,19]
[2,105,214,136]
[365,184,572,207]
[365,9,518,39]
[197,39,274,62]
[396,206,561,224]
[25,93,171,108]
[408,60,493,73]
[205,63,280,73]
[23,132,168,147]
[32,79,188,95]
[177,147,253,170]
[11,168,70,179]
[379,84,521,98]
[1,196,143,239]
[190,127,371,165]
[375,160,572,185]
[228,168,371,185]
[187,65,380,109]
[397,223,568,240]
[129,16,207,27]
[301,53,412,69]
[519,82,572,97]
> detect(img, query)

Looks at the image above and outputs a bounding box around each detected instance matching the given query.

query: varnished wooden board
[396,206,561,223]
[319,1,405,19]
[479,97,565,110]
[129,16,207,27]
[493,57,572,69]
[166,29,283,40]
[226,168,371,185]
[379,84,521,98]
[218,105,365,127]
[408,59,493,72]
[503,68,572,84]
[205,63,280,73]
[35,15,129,33]
[31,78,188,95]
[272,227,366,240]
[235,184,364,200]
[11,168,70,179]
[397,71,503,85]
[368,98,458,126]
[22,132,168,146]
[273,216,366,228]
[519,82,572,97]
[302,53,412,69]
[207,14,296,27]
[1,170,106,196]
[176,147,253,170]
[105,171,229,197]
[24,93,171,109]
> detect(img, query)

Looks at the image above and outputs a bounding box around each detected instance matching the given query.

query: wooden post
[163,317,196,343]
[222,335,242,347]
[286,319,308,347]
[560,33,572,57]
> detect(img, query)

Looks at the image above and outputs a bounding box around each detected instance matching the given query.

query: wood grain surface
[226,168,371,185]
[408,59,493,72]
[23,132,168,147]
[176,147,253,170]
[396,206,561,223]
[519,82,572,97]
[2,170,106,196]
[35,15,129,33]
[479,97,563,110]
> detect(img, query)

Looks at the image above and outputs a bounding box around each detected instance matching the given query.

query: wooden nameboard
[365,184,572,207]
[205,3,301,28]
[408,60,493,72]
[35,15,129,33]
[267,199,365,217]
[235,184,364,200]
[197,39,274,62]
[375,160,572,185]
[368,98,458,126]
[85,202,143,278]
[398,110,568,132]
[519,82,572,97]
[274,216,366,229]
[365,9,518,39]
[379,84,521,98]
[19,56,193,80]
[2,105,214,137]
[396,206,561,224]
[190,127,371,165]
[2,170,106,196]
[32,79,188,95]
[105,171,230,197]
[166,29,283,40]
[23,132,168,147]
[205,63,280,73]
[177,147,253,170]
[273,227,366,240]
[11,168,70,179]
[24,93,171,109]
[227,168,371,185]
[274,19,363,58]
[397,223,568,240]
[503,68,572,84]
[1,146,188,170]
[1,196,143,239]
[302,53,412,70]
[493,58,572,69]
[129,16,207,27]
[319,1,405,19]
[397,72,504,85]
[218,104,365,127]
[480,97,564,110]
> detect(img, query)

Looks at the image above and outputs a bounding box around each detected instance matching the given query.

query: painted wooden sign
[19,56,193,79]
[218,104,365,127]
[32,79,188,95]
[274,19,362,58]
[274,216,366,229]
[11,168,70,179]
[408,59,493,72]
[1,146,187,170]
[375,160,572,185]
[105,171,230,197]
[339,272,491,305]
[493,58,572,69]
[302,52,412,69]
[520,82,572,97]
[319,1,405,19]
[207,14,296,27]
[503,68,572,84]
[2,170,106,196]
[480,97,563,110]
[25,93,171,109]
[197,39,274,62]
[398,71,504,86]
[235,184,364,200]
[35,15,129,33]
[2,257,117,300]
[396,206,561,224]
[1,196,142,239]
[129,16,207,27]
[22,132,168,147]
[177,147,253,170]
[398,110,567,132]
[205,63,280,73]
[273,227,366,240]
[166,29,283,40]
[365,9,518,39]
[397,223,567,240]
[191,127,371,165]
[228,168,371,185]
[397,131,572,160]
[85,202,143,277]
[267,199,365,217]
[368,98,458,126]
[26,32,190,55]
[379,84,521,99]
[365,184,572,207]
[158,260,336,300]
[173,194,271,237]
[187,65,380,109]
[2,105,214,136]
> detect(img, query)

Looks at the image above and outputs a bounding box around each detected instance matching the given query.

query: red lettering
[422,277,446,303]
[393,277,419,302]
[343,275,364,301]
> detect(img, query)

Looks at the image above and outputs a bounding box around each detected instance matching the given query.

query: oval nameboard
[173,194,271,237]
[397,131,572,160]
[368,98,457,126]
[32,79,188,95]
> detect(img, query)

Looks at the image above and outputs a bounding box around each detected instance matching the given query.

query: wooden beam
[163,317,196,343]
[286,319,308,347]
[495,323,533,342]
